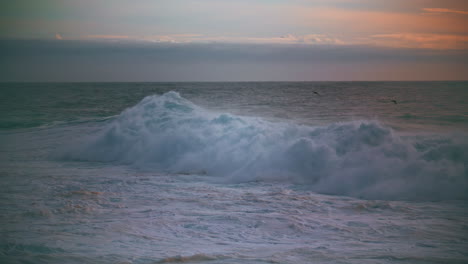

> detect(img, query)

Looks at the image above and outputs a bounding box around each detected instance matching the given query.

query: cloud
[3,1,468,53]
[371,33,468,50]
[1,39,467,81]
[291,6,468,36]
[141,34,203,43]
[423,8,468,15]
[85,35,130,40]
[78,33,344,45]
[176,34,344,45]
[74,31,468,50]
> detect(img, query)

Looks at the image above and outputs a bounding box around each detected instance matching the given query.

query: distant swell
[58,91,468,201]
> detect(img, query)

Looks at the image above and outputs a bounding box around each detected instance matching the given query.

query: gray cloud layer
[1,40,467,81]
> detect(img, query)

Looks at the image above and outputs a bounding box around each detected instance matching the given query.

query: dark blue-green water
[1,82,467,131]
[1,82,467,264]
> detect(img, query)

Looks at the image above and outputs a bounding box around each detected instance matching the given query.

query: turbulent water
[1,82,468,264]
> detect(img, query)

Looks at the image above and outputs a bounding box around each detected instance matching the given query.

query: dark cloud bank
[1,40,467,81]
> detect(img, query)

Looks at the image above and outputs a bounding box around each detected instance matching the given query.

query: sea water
[0,82,467,263]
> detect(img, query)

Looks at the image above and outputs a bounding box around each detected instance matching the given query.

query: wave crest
[59,91,468,201]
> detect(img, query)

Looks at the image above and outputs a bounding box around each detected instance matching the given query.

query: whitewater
[1,82,467,264]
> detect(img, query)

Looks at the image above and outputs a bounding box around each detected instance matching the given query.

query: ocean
[1,82,467,264]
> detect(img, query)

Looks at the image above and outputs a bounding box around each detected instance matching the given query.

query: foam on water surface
[59,91,468,201]
[2,83,468,264]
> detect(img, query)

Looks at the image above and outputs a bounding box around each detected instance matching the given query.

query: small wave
[1,242,65,255]
[156,254,220,263]
[398,113,422,120]
[0,116,115,133]
[57,91,468,201]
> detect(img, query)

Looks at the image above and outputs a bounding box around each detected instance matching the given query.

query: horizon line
[1,80,467,83]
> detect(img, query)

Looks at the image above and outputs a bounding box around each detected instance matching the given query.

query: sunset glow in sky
[1,0,467,81]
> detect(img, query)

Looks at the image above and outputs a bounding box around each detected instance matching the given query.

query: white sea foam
[58,91,468,200]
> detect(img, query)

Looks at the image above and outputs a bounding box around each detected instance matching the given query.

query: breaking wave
[58,91,468,201]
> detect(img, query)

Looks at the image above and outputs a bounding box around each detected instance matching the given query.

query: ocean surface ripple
[1,82,467,264]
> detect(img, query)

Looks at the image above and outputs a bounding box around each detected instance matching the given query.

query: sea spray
[58,91,468,200]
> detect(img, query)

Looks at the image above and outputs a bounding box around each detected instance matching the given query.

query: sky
[1,0,467,81]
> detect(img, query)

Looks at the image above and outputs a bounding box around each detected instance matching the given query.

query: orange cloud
[291,6,468,35]
[423,8,468,15]
[76,32,468,50]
